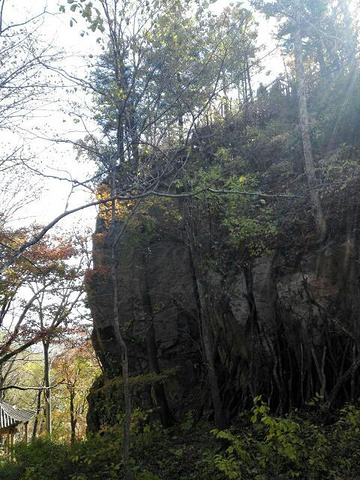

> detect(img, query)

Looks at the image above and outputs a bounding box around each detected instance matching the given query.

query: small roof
[0,401,35,429]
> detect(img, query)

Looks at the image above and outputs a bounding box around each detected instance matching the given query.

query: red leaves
[85,265,110,283]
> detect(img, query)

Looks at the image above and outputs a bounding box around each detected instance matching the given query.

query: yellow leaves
[96,184,137,228]
[96,183,182,233]
[96,184,112,228]
[144,31,154,41]
[3,266,17,278]
[239,176,246,183]
[96,184,111,203]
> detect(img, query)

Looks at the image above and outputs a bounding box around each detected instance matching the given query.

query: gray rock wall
[87,212,360,429]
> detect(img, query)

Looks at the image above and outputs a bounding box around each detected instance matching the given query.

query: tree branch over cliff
[0,187,300,275]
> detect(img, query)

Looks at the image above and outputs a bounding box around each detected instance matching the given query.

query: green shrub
[209,398,360,480]
[1,403,360,480]
[0,461,23,480]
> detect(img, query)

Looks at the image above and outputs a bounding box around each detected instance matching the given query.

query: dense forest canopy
[0,0,360,479]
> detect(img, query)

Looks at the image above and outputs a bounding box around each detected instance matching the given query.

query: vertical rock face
[87,221,203,430]
[87,207,360,430]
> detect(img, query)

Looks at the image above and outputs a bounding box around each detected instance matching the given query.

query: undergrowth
[1,400,360,479]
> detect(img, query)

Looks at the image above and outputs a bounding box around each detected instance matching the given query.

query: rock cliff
[86,181,360,430]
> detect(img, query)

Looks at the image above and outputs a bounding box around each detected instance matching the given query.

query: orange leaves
[30,241,75,264]
[1,226,77,275]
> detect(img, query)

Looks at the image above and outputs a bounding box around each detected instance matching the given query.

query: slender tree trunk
[32,389,43,439]
[141,254,175,427]
[0,365,4,401]
[222,71,229,118]
[246,60,253,102]
[69,388,77,444]
[104,6,133,470]
[176,73,184,143]
[293,0,326,239]
[188,243,227,429]
[107,39,133,480]
[128,113,140,172]
[110,160,132,480]
[43,341,51,435]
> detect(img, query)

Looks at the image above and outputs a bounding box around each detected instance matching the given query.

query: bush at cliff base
[1,402,360,479]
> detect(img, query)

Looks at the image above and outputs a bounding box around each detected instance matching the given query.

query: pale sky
[2,0,99,230]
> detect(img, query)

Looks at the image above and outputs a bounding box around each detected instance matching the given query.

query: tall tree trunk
[188,243,227,429]
[127,113,140,172]
[69,387,77,444]
[246,60,253,102]
[32,389,43,439]
[110,161,132,480]
[0,364,4,401]
[176,73,184,143]
[105,5,133,469]
[43,341,51,435]
[141,253,175,427]
[293,0,326,239]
